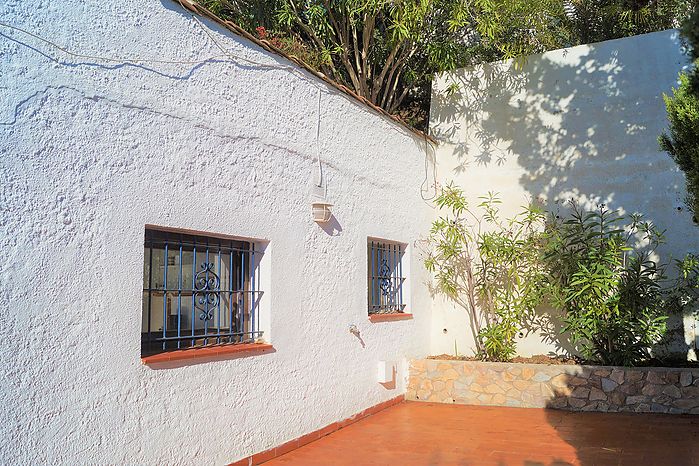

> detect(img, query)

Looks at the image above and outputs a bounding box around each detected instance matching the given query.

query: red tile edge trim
[228,395,405,466]
[369,313,413,323]
[141,343,274,364]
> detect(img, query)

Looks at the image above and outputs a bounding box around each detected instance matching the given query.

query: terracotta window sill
[369,313,413,323]
[141,343,274,364]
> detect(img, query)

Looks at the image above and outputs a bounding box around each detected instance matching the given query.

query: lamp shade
[312,199,333,223]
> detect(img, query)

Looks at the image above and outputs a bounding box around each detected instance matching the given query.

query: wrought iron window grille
[141,228,263,356]
[367,240,406,315]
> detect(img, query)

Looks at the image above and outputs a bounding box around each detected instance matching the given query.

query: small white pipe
[315,89,323,189]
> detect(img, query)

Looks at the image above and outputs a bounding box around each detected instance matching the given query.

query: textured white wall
[430,30,699,359]
[0,1,433,464]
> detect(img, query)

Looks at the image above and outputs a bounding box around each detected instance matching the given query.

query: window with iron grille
[367,239,406,314]
[142,228,263,356]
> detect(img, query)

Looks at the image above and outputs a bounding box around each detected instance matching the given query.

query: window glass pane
[166,247,179,290]
[149,291,165,333]
[151,247,165,289]
[181,249,194,292]
[141,290,150,335]
[143,247,151,289]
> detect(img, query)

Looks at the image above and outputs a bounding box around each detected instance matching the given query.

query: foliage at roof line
[201,0,693,131]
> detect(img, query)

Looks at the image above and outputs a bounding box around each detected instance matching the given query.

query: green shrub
[668,253,699,323]
[680,4,699,95]
[659,74,699,220]
[660,5,699,219]
[424,185,548,361]
[543,202,670,366]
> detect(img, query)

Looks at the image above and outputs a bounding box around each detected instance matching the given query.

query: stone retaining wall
[407,359,699,414]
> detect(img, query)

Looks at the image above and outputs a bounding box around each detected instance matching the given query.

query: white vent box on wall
[377,360,396,383]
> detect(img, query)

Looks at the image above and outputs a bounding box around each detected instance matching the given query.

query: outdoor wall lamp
[312,197,333,223]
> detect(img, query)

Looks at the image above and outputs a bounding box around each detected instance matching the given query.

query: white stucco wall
[0,2,434,464]
[429,30,699,359]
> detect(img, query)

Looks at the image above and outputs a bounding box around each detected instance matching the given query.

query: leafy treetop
[202,0,692,129]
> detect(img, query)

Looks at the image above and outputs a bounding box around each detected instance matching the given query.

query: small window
[142,228,263,356]
[367,239,406,315]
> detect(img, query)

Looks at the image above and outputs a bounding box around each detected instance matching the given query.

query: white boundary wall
[0,1,433,464]
[429,30,699,359]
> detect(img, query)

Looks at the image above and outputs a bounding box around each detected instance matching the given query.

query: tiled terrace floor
[266,401,699,466]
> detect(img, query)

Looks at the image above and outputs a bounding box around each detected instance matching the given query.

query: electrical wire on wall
[0,6,436,205]
[186,14,314,79]
[315,88,325,190]
[0,18,306,73]
[0,6,437,143]
[1,15,332,205]
[0,20,225,66]
[421,133,438,203]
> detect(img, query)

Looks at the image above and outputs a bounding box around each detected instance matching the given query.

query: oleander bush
[424,185,548,362]
[425,188,698,366]
[543,202,672,366]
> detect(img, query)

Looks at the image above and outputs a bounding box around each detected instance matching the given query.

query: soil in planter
[427,354,580,365]
[637,358,699,368]
[427,354,699,367]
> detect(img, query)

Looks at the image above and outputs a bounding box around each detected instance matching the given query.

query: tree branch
[361,12,375,85]
[370,40,403,102]
[350,19,366,95]
[380,44,414,108]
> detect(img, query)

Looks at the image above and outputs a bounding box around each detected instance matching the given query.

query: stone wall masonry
[407,359,699,414]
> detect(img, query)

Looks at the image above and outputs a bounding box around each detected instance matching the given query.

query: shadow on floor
[544,372,699,466]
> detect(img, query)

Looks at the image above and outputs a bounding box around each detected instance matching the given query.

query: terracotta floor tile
[263,402,698,466]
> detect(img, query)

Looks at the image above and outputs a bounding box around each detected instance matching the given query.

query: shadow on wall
[541,371,698,466]
[430,30,699,359]
[319,214,343,236]
[431,31,685,201]
[521,304,579,358]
